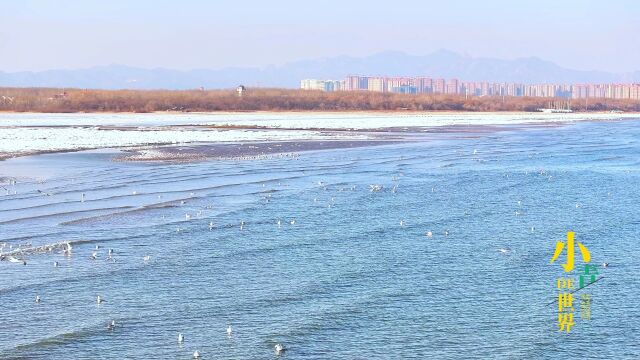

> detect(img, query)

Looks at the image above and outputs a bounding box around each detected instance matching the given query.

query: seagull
[63,242,73,256]
[444,230,449,236]
[290,219,296,225]
[575,203,581,208]
[497,248,511,254]
[240,221,245,230]
[274,343,286,355]
[227,325,233,336]
[369,184,382,192]
[107,320,116,331]
[108,248,114,256]
[90,251,98,260]
[209,221,214,230]
[400,220,405,227]
[143,255,150,263]
[277,220,281,227]
[178,333,184,343]
[185,214,191,221]
[193,350,200,359]
[35,295,41,303]
[81,193,85,202]
[96,295,103,304]
[602,262,610,268]
[426,231,433,237]
[54,261,59,267]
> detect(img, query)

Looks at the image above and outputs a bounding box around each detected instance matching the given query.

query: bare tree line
[0,87,638,113]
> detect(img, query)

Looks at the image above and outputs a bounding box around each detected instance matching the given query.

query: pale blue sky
[0,0,637,72]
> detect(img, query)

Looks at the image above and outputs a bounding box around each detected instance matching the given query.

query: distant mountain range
[1,50,638,89]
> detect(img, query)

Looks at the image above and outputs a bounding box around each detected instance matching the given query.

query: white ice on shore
[0,127,364,155]
[0,112,636,156]
[0,111,636,128]
[200,112,637,129]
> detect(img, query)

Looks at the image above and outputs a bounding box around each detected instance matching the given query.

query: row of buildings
[300,76,640,100]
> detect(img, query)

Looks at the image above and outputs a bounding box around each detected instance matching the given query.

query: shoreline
[1,112,638,163]
[0,121,579,163]
[114,139,404,163]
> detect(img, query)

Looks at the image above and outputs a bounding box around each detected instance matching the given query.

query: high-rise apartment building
[302,76,640,101]
[433,79,446,94]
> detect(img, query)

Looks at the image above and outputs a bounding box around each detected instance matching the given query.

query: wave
[7,320,111,356]
[0,206,135,225]
[59,202,179,226]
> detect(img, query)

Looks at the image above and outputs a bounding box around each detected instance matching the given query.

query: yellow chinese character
[557,278,573,289]
[550,231,591,272]
[558,312,574,332]
[558,293,574,312]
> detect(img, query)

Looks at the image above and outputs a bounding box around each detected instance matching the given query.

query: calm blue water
[1,119,640,359]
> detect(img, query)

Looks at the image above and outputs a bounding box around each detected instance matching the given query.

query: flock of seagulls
[2,167,615,359]
[2,176,412,358]
[175,325,285,359]
[0,241,77,265]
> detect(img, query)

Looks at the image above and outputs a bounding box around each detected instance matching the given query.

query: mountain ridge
[1,50,638,89]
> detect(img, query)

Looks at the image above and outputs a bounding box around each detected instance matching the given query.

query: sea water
[0,118,639,359]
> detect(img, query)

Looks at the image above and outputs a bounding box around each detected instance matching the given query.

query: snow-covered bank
[0,112,637,158]
[0,111,637,128]
[0,127,367,157]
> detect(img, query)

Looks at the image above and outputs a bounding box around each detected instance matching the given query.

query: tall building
[416,77,433,94]
[367,77,386,92]
[300,79,325,91]
[446,79,459,95]
[300,79,344,91]
[345,76,361,91]
[433,79,446,94]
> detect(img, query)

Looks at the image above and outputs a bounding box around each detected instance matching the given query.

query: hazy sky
[1,0,638,73]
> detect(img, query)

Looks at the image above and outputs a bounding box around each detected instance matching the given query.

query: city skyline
[301,76,640,100]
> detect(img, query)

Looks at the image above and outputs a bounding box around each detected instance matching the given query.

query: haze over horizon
[1,0,638,74]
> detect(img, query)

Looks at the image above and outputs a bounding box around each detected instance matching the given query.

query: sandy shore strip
[1,112,637,162]
[115,122,561,163]
[0,122,573,162]
[114,140,405,162]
